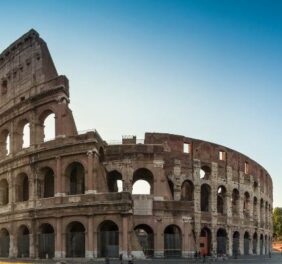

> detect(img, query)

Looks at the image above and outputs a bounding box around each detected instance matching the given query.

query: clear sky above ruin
[0,0,281,206]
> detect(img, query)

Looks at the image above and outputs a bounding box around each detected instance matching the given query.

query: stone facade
[0,30,273,260]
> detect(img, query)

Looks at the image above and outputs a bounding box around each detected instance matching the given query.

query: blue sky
[0,0,281,206]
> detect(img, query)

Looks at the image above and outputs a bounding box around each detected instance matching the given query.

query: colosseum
[0,29,273,260]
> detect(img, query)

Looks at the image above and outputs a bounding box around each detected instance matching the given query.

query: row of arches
[200,227,271,257]
[0,222,272,259]
[0,111,55,156]
[0,220,119,258]
[0,162,85,205]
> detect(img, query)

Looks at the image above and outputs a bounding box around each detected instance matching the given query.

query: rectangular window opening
[244,162,249,174]
[219,151,226,161]
[183,143,190,154]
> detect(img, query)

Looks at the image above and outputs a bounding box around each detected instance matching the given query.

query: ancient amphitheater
[0,30,273,260]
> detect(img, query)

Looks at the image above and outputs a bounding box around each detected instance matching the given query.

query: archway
[132,168,153,195]
[217,186,226,214]
[17,173,29,202]
[42,112,56,142]
[134,224,154,257]
[244,232,250,255]
[253,232,258,254]
[260,234,264,255]
[66,221,85,257]
[200,166,211,180]
[232,189,239,215]
[40,167,55,198]
[107,170,123,192]
[0,228,9,257]
[164,225,182,258]
[65,162,85,195]
[98,220,119,258]
[232,231,240,257]
[201,184,211,212]
[180,180,194,201]
[217,228,227,255]
[0,179,9,205]
[38,223,55,259]
[17,225,29,258]
[200,227,211,256]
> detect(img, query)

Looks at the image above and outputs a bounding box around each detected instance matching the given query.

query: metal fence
[99,230,119,258]
[217,236,227,255]
[66,232,85,257]
[0,235,9,257]
[38,233,54,259]
[18,234,29,258]
[164,233,182,258]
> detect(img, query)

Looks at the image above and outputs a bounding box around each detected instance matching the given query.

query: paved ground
[1,254,282,264]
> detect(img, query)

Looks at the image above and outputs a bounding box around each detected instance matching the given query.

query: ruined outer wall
[105,132,273,257]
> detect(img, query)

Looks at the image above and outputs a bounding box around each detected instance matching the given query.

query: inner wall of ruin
[0,30,273,259]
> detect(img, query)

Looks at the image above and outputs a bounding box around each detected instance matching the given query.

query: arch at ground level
[98,220,119,258]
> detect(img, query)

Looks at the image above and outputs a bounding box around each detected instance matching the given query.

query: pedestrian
[105,256,110,264]
[119,253,123,264]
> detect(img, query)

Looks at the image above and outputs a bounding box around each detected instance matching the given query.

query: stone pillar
[122,164,133,193]
[182,217,192,257]
[30,232,35,258]
[93,230,98,258]
[228,228,232,256]
[154,218,163,258]
[55,156,64,196]
[9,234,15,257]
[239,230,244,256]
[55,218,63,258]
[152,160,165,199]
[122,216,129,258]
[85,151,94,194]
[212,229,217,255]
[86,217,94,258]
[172,160,181,200]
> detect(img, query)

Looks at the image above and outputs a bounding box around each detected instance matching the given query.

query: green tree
[273,207,282,240]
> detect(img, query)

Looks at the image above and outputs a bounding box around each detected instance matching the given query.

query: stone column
[86,217,94,258]
[55,156,64,196]
[55,218,63,258]
[122,216,129,259]
[85,151,94,194]
[30,232,35,258]
[182,217,192,257]
[154,218,163,258]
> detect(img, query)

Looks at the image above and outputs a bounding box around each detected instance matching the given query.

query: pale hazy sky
[0,0,281,206]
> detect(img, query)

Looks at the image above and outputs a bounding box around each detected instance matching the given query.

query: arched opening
[22,123,30,148]
[39,167,55,198]
[107,170,123,192]
[217,228,227,255]
[200,227,211,256]
[260,234,264,255]
[253,232,258,254]
[43,113,55,142]
[232,189,239,215]
[0,179,8,205]
[164,225,182,258]
[0,130,10,157]
[243,192,250,217]
[134,224,154,257]
[17,174,29,202]
[168,180,174,199]
[244,232,250,255]
[66,162,85,195]
[200,166,211,180]
[180,180,194,201]
[217,186,226,214]
[132,168,153,195]
[260,199,264,224]
[265,235,268,255]
[201,184,211,212]
[232,231,240,257]
[38,223,55,259]
[0,228,9,257]
[66,221,85,257]
[98,220,119,258]
[17,225,29,258]
[253,197,258,219]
